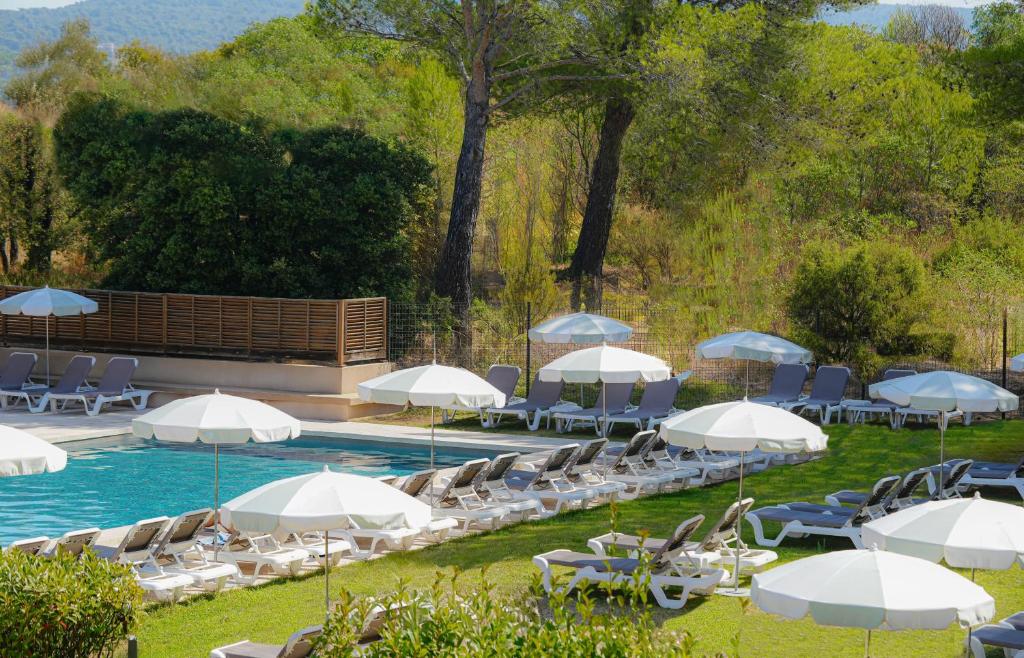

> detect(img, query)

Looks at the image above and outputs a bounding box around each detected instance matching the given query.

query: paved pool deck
[1,407,579,453]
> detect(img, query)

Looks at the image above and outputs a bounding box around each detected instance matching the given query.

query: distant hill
[820,4,977,31]
[0,0,304,88]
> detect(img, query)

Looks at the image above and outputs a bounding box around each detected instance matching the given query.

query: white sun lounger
[967,611,1024,658]
[534,514,725,610]
[484,377,574,431]
[780,365,850,424]
[642,434,702,489]
[210,624,322,658]
[44,356,153,415]
[504,444,599,514]
[441,364,523,426]
[563,438,628,500]
[0,352,42,407]
[666,445,740,485]
[6,536,50,555]
[598,431,677,498]
[94,516,194,602]
[554,382,635,435]
[961,455,1024,501]
[149,509,239,592]
[44,527,101,557]
[331,515,458,560]
[429,458,511,531]
[475,453,549,520]
[215,531,310,584]
[745,476,901,548]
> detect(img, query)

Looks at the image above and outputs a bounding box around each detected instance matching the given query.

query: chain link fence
[389,300,1024,415]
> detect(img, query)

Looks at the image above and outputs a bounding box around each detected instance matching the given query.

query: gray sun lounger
[602,376,684,433]
[210,625,323,658]
[780,365,850,424]
[924,459,975,499]
[826,468,930,511]
[962,455,1024,501]
[485,376,567,431]
[431,459,510,530]
[534,514,725,610]
[475,452,547,520]
[506,443,598,514]
[442,364,521,425]
[749,363,809,407]
[2,354,95,413]
[842,369,917,427]
[968,611,1024,658]
[0,351,40,401]
[44,356,153,415]
[554,381,635,434]
[746,475,900,548]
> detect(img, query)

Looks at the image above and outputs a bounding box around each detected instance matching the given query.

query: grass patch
[134,420,1024,657]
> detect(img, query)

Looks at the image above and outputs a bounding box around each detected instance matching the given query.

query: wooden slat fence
[0,287,387,365]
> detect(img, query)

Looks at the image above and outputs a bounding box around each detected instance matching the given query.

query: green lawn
[134,419,1024,658]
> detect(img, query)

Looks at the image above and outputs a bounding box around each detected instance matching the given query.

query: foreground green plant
[0,548,142,658]
[317,567,695,658]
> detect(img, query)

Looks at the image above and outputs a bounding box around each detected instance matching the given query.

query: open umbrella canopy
[868,371,1018,413]
[0,286,98,317]
[527,312,633,344]
[132,391,301,444]
[1012,353,1024,373]
[537,345,671,384]
[0,425,67,476]
[697,331,812,364]
[863,495,1024,570]
[660,400,828,454]
[751,548,994,630]
[357,363,506,409]
[221,467,432,534]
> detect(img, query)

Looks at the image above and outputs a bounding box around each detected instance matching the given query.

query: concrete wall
[0,348,396,421]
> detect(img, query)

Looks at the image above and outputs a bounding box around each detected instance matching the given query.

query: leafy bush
[0,548,142,658]
[317,569,703,657]
[787,240,934,377]
[54,93,433,301]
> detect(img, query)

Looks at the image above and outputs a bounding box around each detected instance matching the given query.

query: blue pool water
[0,436,499,545]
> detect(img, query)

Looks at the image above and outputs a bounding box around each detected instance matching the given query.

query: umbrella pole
[865,629,871,658]
[214,444,220,561]
[324,529,330,618]
[45,315,50,385]
[745,360,749,398]
[601,381,607,439]
[430,405,435,507]
[965,567,975,658]
[734,449,744,593]
[938,412,946,499]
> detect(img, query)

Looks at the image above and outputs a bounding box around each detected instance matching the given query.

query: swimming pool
[0,436,499,545]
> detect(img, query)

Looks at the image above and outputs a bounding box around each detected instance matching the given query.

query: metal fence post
[525,302,531,396]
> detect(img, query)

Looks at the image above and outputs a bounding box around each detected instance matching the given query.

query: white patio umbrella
[528,313,634,403]
[696,331,812,396]
[751,548,994,657]
[538,345,671,439]
[528,312,633,344]
[357,363,506,474]
[1012,353,1024,373]
[221,467,430,612]
[132,391,301,557]
[660,400,827,594]
[0,425,67,476]
[0,286,99,384]
[869,371,1018,495]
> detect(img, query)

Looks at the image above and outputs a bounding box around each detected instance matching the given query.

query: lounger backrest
[894,470,929,504]
[573,439,607,468]
[637,378,681,413]
[153,509,211,557]
[851,476,901,524]
[400,469,437,498]
[882,369,917,381]
[524,377,563,407]
[940,459,974,497]
[278,625,323,658]
[698,498,754,552]
[527,444,580,489]
[608,430,655,472]
[52,528,100,556]
[595,382,635,411]
[437,459,490,506]
[117,517,170,562]
[52,355,96,394]
[651,514,705,569]
[8,536,49,555]
[0,351,36,389]
[96,357,137,395]
[768,364,809,398]
[485,365,521,400]
[808,366,850,402]
[481,453,520,483]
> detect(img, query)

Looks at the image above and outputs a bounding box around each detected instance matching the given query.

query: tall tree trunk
[567,96,635,311]
[435,80,490,365]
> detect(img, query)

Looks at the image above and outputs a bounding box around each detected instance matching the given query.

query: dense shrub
[0,548,142,658]
[787,241,935,377]
[54,93,432,301]
[317,569,705,658]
